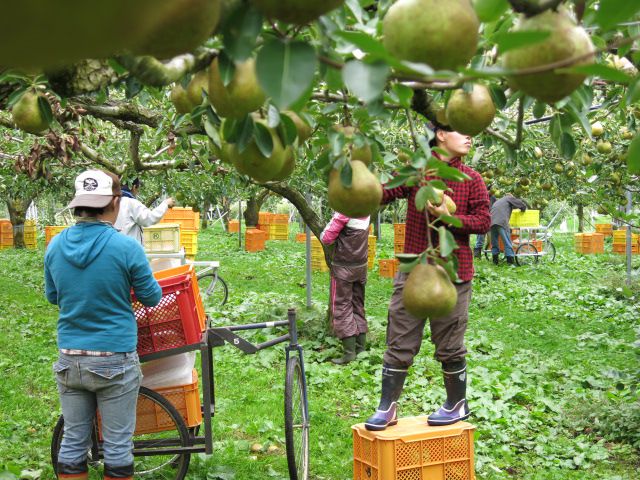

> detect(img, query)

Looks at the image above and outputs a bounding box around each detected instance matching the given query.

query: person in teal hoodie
[45,170,161,480]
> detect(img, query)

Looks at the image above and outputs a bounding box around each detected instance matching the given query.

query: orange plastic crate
[45,225,68,246]
[295,232,306,243]
[595,223,613,236]
[353,417,476,480]
[271,213,289,224]
[153,265,206,332]
[379,259,399,278]
[228,219,239,233]
[394,242,405,254]
[160,207,200,231]
[133,274,202,358]
[245,228,266,252]
[0,219,13,246]
[613,244,639,254]
[394,224,406,244]
[258,211,272,225]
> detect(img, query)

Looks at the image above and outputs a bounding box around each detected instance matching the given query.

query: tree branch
[260,182,324,239]
[78,142,125,175]
[515,97,525,148]
[73,99,163,128]
[129,131,142,169]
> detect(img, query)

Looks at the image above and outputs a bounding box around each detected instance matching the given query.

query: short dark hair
[124,178,141,190]
[427,121,452,148]
[74,206,105,217]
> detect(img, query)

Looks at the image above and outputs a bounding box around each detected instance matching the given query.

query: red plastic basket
[133,274,202,358]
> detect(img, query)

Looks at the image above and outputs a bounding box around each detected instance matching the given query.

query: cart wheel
[284,356,309,480]
[51,387,191,480]
[540,241,556,262]
[515,243,538,266]
[197,272,229,306]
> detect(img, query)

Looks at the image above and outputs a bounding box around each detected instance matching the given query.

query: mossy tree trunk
[243,190,269,228]
[577,203,584,233]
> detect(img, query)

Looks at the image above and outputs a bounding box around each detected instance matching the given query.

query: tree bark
[220,196,231,231]
[6,197,34,248]
[577,203,584,232]
[243,190,270,227]
[202,200,211,230]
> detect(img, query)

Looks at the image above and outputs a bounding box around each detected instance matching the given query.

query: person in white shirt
[114,178,175,243]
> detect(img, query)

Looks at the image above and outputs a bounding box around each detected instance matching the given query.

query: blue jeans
[474,234,485,249]
[491,225,515,257]
[53,352,142,468]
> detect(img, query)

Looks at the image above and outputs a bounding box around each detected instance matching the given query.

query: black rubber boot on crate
[104,463,134,480]
[331,336,357,365]
[355,333,367,354]
[492,254,499,265]
[365,365,408,431]
[427,360,470,426]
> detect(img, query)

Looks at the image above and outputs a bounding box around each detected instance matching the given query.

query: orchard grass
[0,225,638,479]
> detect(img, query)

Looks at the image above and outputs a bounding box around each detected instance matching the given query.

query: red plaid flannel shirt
[382,156,491,282]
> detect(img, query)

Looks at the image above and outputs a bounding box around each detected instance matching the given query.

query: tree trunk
[6,197,33,249]
[201,200,211,230]
[220,196,231,231]
[577,203,584,233]
[243,190,270,227]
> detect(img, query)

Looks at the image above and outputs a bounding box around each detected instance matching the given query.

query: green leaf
[217,52,236,87]
[560,64,632,84]
[415,185,433,211]
[441,215,462,228]
[254,122,274,158]
[595,0,640,30]
[204,119,221,148]
[125,76,142,99]
[340,161,353,188]
[494,31,551,54]
[560,132,576,159]
[473,0,509,23]
[278,113,298,146]
[426,157,471,182]
[435,257,459,282]
[438,226,457,257]
[384,174,411,189]
[222,6,263,62]
[398,256,420,273]
[256,39,318,110]
[333,31,388,58]
[6,86,27,108]
[532,101,546,119]
[627,133,640,174]
[393,83,414,108]
[37,96,53,125]
[489,85,507,110]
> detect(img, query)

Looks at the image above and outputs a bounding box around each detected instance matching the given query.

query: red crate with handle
[133,273,202,358]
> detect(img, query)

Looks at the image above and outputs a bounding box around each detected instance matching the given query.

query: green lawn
[0,224,638,479]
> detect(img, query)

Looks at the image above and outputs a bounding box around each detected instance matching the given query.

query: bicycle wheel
[197,272,228,306]
[284,356,309,480]
[515,243,538,266]
[540,240,556,262]
[51,387,191,480]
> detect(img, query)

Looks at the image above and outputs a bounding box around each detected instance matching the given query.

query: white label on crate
[265,322,276,328]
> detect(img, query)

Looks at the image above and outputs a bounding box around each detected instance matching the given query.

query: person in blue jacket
[45,170,162,480]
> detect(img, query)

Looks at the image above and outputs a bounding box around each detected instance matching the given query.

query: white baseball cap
[69,170,119,208]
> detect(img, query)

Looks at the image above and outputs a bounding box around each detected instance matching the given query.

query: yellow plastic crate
[353,417,476,480]
[268,223,289,241]
[510,210,539,227]
[612,230,638,245]
[180,229,198,256]
[160,207,200,231]
[143,224,181,253]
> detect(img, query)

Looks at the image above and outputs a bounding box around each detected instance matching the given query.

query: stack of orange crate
[394,223,405,254]
[228,219,239,233]
[257,211,272,238]
[245,228,267,252]
[45,225,68,247]
[595,223,613,237]
[379,259,399,278]
[574,233,605,254]
[295,232,306,243]
[612,230,639,255]
[160,207,200,259]
[269,214,289,241]
[0,219,13,250]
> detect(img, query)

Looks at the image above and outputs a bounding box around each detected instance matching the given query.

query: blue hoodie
[44,222,162,352]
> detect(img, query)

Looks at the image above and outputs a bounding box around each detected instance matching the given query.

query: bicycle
[190,260,228,306]
[483,227,556,266]
[51,309,309,480]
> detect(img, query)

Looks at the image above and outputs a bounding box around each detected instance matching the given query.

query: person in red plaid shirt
[365,123,491,431]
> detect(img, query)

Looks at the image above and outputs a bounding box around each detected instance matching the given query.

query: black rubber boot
[506,256,517,266]
[57,461,88,479]
[355,333,367,354]
[492,254,499,265]
[427,360,470,426]
[365,365,408,431]
[104,463,134,479]
[473,247,482,259]
[331,336,357,365]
